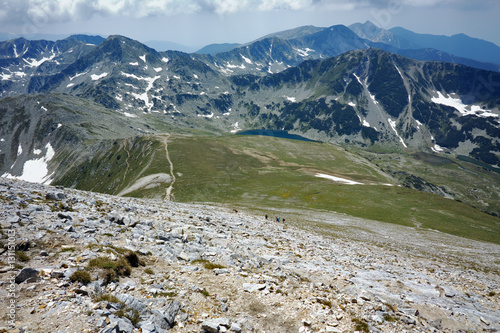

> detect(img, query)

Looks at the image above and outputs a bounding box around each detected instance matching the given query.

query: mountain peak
[66,34,105,45]
[362,20,380,29]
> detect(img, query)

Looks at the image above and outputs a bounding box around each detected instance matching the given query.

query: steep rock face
[0,94,145,183]
[231,49,500,165]
[0,38,98,98]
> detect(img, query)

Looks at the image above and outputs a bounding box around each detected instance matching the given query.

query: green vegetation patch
[170,135,500,244]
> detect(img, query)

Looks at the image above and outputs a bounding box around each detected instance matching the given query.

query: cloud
[0,0,493,26]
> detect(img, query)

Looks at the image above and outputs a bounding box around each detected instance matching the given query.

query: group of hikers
[265,214,285,223]
[233,209,286,224]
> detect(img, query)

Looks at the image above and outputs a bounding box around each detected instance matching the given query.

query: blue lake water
[235,129,319,142]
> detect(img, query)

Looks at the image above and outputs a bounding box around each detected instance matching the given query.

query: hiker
[276,217,280,223]
[234,209,238,213]
[282,218,285,223]
[265,214,268,220]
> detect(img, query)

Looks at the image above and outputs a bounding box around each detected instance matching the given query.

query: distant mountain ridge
[349,21,500,66]
[0,24,499,191]
[389,26,500,65]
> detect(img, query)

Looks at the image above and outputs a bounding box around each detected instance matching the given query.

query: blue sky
[1,0,499,49]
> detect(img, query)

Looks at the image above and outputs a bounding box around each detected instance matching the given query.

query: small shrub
[352,318,369,332]
[153,291,177,298]
[94,294,121,304]
[383,313,398,322]
[199,288,210,297]
[100,268,117,284]
[203,262,225,270]
[144,268,154,275]
[60,247,76,252]
[116,308,140,326]
[316,298,332,308]
[125,252,140,267]
[15,251,30,262]
[70,270,92,284]
[192,259,209,264]
[488,291,496,297]
[87,257,131,277]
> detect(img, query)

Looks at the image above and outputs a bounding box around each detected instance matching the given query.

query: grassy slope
[54,136,171,198]
[54,133,500,244]
[169,135,500,244]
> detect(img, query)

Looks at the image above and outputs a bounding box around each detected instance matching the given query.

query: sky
[1,0,499,50]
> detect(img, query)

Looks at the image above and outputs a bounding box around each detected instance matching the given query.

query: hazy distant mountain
[65,34,105,45]
[349,21,417,49]
[196,43,241,55]
[144,40,199,53]
[258,25,324,41]
[389,26,500,65]
[0,33,70,41]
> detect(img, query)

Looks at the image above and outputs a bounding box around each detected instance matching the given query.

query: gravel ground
[0,178,499,333]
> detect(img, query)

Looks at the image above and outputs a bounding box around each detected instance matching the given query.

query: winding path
[161,134,176,201]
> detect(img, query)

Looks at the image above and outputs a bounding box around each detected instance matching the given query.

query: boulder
[15,268,40,284]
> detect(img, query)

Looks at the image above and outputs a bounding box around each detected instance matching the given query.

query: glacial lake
[235,129,319,142]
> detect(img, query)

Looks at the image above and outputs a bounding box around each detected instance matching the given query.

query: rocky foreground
[0,178,499,333]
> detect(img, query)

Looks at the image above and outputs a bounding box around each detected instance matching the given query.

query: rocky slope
[1,178,499,333]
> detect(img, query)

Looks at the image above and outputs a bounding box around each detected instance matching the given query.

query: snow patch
[348,102,356,107]
[123,112,137,118]
[91,72,108,81]
[198,112,214,119]
[23,52,56,67]
[295,48,315,57]
[123,74,161,112]
[431,91,498,118]
[431,144,445,153]
[230,122,241,133]
[388,119,407,148]
[2,143,55,184]
[41,106,47,112]
[66,83,74,88]
[0,73,12,81]
[139,54,147,63]
[226,62,245,69]
[69,71,88,81]
[153,67,162,72]
[161,57,169,63]
[284,96,296,102]
[124,83,139,89]
[13,71,26,78]
[316,173,363,185]
[240,54,252,64]
[394,64,404,81]
[129,62,139,66]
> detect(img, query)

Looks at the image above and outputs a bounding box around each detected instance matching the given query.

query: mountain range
[0,22,499,230]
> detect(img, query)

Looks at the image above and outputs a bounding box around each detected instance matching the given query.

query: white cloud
[0,0,495,26]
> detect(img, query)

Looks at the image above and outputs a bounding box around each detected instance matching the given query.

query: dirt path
[122,140,131,183]
[161,134,176,201]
